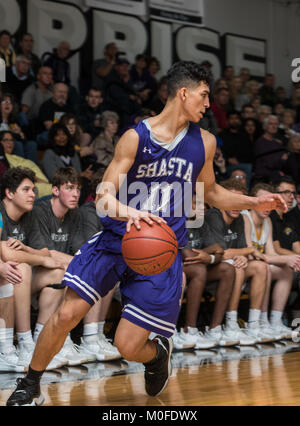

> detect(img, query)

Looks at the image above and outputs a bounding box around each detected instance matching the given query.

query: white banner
[149,0,204,26]
[84,0,147,16]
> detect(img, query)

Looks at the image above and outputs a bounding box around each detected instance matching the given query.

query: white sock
[270,310,283,325]
[226,311,238,324]
[98,321,105,336]
[260,312,269,324]
[17,330,34,345]
[248,309,261,325]
[0,327,14,353]
[83,322,99,343]
[33,323,44,342]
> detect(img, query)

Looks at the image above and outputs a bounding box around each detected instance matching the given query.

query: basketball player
[7,61,286,406]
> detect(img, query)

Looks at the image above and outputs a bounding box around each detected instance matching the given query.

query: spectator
[229,168,248,188]
[130,54,151,94]
[176,201,236,349]
[0,131,52,197]
[273,102,285,122]
[291,86,300,123]
[92,110,119,168]
[0,93,38,163]
[16,32,41,78]
[251,96,262,112]
[212,78,229,97]
[103,57,142,128]
[213,145,229,182]
[37,82,74,148]
[211,88,231,133]
[21,66,53,123]
[0,30,16,69]
[287,183,300,236]
[275,86,291,108]
[241,103,258,122]
[4,55,35,103]
[239,67,251,91]
[285,135,300,185]
[147,79,168,114]
[228,76,244,111]
[270,177,300,255]
[41,123,83,181]
[92,42,119,90]
[243,183,300,339]
[78,87,104,140]
[223,65,235,83]
[259,73,276,107]
[253,115,288,183]
[145,56,160,102]
[279,109,299,143]
[257,104,272,125]
[240,79,260,106]
[42,41,71,86]
[0,167,65,371]
[205,179,273,344]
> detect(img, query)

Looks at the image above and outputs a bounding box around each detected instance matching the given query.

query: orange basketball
[121,221,178,275]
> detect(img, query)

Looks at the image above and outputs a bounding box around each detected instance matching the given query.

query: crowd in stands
[0,30,300,371]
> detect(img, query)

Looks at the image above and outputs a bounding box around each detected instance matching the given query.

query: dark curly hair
[48,122,75,157]
[0,167,36,199]
[166,61,212,99]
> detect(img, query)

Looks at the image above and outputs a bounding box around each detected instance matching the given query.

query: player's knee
[56,305,78,330]
[218,262,235,280]
[114,337,139,361]
[254,260,268,276]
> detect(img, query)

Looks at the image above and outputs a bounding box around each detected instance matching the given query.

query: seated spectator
[287,183,300,237]
[103,57,142,128]
[211,88,231,133]
[205,179,273,344]
[239,67,251,92]
[213,145,229,182]
[21,66,53,124]
[92,111,119,168]
[0,93,37,163]
[273,102,285,122]
[0,30,16,69]
[92,42,119,90]
[0,167,65,372]
[270,177,300,255]
[291,87,300,123]
[253,115,288,183]
[60,113,95,170]
[37,82,74,148]
[241,103,257,121]
[15,32,41,78]
[257,104,272,125]
[4,55,35,103]
[145,56,160,102]
[212,78,229,97]
[243,183,300,339]
[275,86,291,108]
[147,79,168,114]
[0,131,52,198]
[259,73,276,107]
[279,109,299,144]
[228,76,244,111]
[175,201,236,349]
[229,168,248,188]
[199,109,218,135]
[223,65,235,83]
[130,54,152,104]
[42,41,71,85]
[219,111,253,182]
[42,123,91,182]
[78,87,104,140]
[240,79,260,106]
[251,96,262,112]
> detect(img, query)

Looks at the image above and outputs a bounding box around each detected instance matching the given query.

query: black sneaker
[144,336,173,397]
[6,377,45,406]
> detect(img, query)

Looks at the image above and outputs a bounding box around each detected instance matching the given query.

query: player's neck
[148,101,189,139]
[51,197,69,221]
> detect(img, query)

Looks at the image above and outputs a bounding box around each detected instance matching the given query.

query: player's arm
[95,129,165,231]
[197,130,287,212]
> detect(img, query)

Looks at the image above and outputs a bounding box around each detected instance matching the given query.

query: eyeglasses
[278,190,296,197]
[2,138,14,142]
[1,100,12,105]
[233,175,246,180]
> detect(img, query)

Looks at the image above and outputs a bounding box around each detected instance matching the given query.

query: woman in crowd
[92,110,119,168]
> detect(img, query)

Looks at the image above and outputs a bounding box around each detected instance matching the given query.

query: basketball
[121,221,178,275]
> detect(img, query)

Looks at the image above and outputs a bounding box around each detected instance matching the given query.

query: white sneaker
[45,353,69,370]
[78,338,99,362]
[205,325,239,347]
[259,321,283,341]
[269,322,295,340]
[59,336,93,366]
[96,334,122,361]
[223,322,257,346]
[184,327,217,350]
[173,329,196,350]
[244,322,275,343]
[0,347,26,372]
[17,342,35,369]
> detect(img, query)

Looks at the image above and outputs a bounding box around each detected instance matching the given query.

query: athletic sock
[83,322,99,343]
[98,321,105,336]
[25,365,44,384]
[260,312,269,324]
[0,327,14,353]
[225,311,238,325]
[33,323,44,342]
[270,310,283,325]
[17,330,34,345]
[248,309,261,326]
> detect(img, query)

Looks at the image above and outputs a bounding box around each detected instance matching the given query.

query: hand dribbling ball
[122,221,178,275]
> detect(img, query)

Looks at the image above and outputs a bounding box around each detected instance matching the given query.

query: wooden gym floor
[1,340,300,406]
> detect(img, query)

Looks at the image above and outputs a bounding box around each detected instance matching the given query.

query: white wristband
[210,255,215,264]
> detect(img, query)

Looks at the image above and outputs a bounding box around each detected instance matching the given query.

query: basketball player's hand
[6,238,27,251]
[126,209,166,231]
[233,255,248,269]
[255,193,287,212]
[41,256,65,270]
[184,249,213,265]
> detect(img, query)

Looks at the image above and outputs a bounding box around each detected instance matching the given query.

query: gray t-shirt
[32,199,81,255]
[0,200,46,249]
[77,201,103,248]
[21,83,52,120]
[205,208,246,250]
[184,220,216,250]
